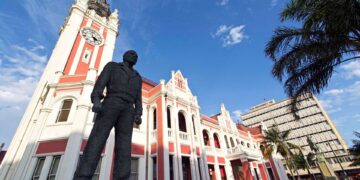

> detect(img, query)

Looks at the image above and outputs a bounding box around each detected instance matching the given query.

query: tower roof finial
[88,0,111,18]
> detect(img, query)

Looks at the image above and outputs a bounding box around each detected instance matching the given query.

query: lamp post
[326,142,347,179]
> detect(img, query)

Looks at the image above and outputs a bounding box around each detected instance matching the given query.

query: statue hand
[92,102,102,113]
[134,115,142,125]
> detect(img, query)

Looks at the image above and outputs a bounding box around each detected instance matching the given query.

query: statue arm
[134,79,143,117]
[91,62,112,104]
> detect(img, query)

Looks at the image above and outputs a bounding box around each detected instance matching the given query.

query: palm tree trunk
[286,158,296,180]
[288,157,300,180]
[301,151,317,180]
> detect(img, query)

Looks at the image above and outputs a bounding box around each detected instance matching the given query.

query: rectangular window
[130,158,139,180]
[197,158,202,180]
[169,155,174,180]
[32,157,45,180]
[192,118,196,135]
[152,157,157,180]
[219,165,227,180]
[82,49,92,64]
[56,99,73,123]
[153,109,157,130]
[92,158,101,180]
[267,168,275,180]
[47,156,61,180]
[181,156,191,180]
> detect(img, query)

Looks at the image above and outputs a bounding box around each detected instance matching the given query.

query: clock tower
[0,0,119,179]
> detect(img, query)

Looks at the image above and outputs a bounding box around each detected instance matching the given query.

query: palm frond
[265,0,360,115]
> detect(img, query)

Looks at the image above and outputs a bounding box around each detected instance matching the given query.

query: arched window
[213,133,221,149]
[241,141,244,146]
[178,112,187,132]
[203,130,210,146]
[236,139,240,145]
[167,107,171,128]
[192,115,196,135]
[224,135,230,149]
[230,137,235,147]
[247,143,251,148]
[56,99,73,123]
[153,108,157,130]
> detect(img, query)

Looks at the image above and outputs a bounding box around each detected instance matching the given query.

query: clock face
[81,27,103,46]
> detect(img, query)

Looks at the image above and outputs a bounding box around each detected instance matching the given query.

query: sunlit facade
[241,96,360,177]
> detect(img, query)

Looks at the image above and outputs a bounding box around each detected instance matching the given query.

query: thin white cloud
[212,24,248,47]
[324,89,344,96]
[215,25,233,36]
[347,81,360,98]
[320,81,360,114]
[232,110,242,120]
[217,0,229,6]
[341,61,360,79]
[0,41,47,105]
[231,109,246,124]
[21,0,70,37]
[271,0,278,6]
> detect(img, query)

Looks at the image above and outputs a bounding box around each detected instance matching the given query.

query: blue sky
[0,0,359,149]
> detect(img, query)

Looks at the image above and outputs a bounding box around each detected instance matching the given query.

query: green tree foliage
[261,128,302,179]
[261,128,300,159]
[350,131,360,166]
[265,0,360,111]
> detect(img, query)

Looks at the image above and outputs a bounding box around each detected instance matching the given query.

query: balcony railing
[168,129,173,137]
[227,145,262,158]
[194,136,198,142]
[204,146,212,153]
[215,148,223,154]
[179,131,189,143]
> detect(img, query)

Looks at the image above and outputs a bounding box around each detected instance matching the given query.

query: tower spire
[88,0,111,17]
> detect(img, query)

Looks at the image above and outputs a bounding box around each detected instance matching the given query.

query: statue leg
[73,108,120,180]
[113,105,135,180]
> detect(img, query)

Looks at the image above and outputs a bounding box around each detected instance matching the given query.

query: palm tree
[265,0,360,112]
[349,131,360,166]
[261,128,301,179]
[293,151,317,179]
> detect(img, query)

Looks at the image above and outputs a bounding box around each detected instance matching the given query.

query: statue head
[123,50,138,66]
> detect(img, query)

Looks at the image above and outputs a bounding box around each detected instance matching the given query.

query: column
[155,80,170,180]
[225,159,234,180]
[56,69,95,179]
[38,156,53,180]
[268,158,281,180]
[99,134,114,180]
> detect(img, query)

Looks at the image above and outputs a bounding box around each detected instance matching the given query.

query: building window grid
[244,102,319,127]
[242,97,315,121]
[269,119,329,137]
[32,157,46,180]
[286,129,335,142]
[130,158,139,180]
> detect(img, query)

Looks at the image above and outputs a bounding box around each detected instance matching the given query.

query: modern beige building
[241,94,359,177]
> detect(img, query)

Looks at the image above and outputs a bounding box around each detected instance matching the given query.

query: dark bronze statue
[74,50,143,180]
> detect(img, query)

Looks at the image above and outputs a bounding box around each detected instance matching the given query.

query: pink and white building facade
[0,0,288,179]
